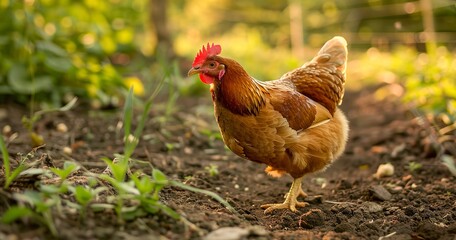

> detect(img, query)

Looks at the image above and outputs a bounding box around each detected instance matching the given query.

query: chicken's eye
[209,62,217,68]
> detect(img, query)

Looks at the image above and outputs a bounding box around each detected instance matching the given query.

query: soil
[0,85,455,240]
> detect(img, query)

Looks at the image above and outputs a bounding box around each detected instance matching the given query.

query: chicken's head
[188,43,225,84]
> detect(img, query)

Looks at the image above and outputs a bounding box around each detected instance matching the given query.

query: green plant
[406,161,423,173]
[22,97,77,147]
[6,190,60,236]
[0,136,27,189]
[1,83,237,237]
[50,161,80,184]
[441,155,456,177]
[0,1,147,105]
[205,164,219,177]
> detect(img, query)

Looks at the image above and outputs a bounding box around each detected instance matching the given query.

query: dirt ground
[0,85,456,240]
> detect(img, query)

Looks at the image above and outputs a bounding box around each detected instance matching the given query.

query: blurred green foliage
[353,44,456,120]
[0,0,147,106]
[0,0,455,120]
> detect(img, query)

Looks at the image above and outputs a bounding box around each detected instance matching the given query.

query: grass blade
[170,180,238,215]
[0,135,10,182]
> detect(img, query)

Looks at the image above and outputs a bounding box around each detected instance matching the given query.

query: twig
[378,231,396,240]
[324,200,357,205]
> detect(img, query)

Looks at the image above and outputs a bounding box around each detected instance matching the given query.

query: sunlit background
[0,0,455,118]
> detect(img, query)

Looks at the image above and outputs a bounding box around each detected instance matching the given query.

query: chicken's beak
[187,67,200,77]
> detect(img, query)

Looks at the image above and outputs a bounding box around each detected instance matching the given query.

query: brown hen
[188,37,349,213]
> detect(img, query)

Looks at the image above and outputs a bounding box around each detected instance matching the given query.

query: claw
[261,177,310,214]
[261,201,309,214]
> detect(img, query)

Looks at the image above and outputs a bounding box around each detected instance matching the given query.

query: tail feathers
[311,36,348,75]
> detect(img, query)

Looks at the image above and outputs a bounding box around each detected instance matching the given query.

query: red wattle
[200,74,214,84]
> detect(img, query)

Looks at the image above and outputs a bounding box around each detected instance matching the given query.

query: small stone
[63,146,72,155]
[390,185,403,193]
[369,185,392,201]
[362,201,383,213]
[184,147,193,154]
[402,175,412,182]
[204,227,249,240]
[234,184,239,189]
[374,163,394,179]
[247,225,268,236]
[2,125,11,135]
[440,178,450,183]
[56,123,68,133]
[306,195,323,204]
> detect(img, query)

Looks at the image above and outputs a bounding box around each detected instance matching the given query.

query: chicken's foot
[261,177,309,214]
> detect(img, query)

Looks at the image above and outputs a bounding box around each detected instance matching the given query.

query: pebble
[374,163,395,178]
[204,227,248,240]
[306,195,323,204]
[63,146,72,155]
[369,185,392,201]
[204,226,268,240]
[56,123,68,133]
[2,125,11,135]
[361,201,383,213]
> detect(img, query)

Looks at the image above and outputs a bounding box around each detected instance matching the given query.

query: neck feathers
[212,58,266,116]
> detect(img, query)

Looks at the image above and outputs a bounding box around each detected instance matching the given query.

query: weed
[0,83,237,237]
[406,161,423,173]
[0,136,27,189]
[205,164,219,177]
[21,97,78,147]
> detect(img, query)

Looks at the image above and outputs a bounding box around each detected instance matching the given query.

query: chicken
[187,37,349,214]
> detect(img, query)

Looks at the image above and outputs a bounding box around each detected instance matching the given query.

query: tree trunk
[289,0,304,60]
[150,0,174,60]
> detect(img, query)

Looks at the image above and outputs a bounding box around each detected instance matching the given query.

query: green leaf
[157,202,180,219]
[40,184,67,194]
[131,173,154,194]
[90,203,115,212]
[36,41,68,57]
[50,161,79,180]
[13,191,42,206]
[19,168,50,177]
[123,87,134,157]
[171,180,238,216]
[101,157,127,182]
[442,155,456,176]
[5,164,27,188]
[74,185,93,206]
[45,57,72,72]
[117,182,140,195]
[7,64,28,94]
[7,65,53,94]
[1,206,33,223]
[152,168,168,184]
[0,135,10,183]
[121,206,146,220]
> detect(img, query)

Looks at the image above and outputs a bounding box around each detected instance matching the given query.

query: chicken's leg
[261,177,309,214]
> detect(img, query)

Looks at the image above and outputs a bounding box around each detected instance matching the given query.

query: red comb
[192,43,222,67]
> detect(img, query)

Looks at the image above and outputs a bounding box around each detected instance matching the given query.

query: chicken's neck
[211,60,266,116]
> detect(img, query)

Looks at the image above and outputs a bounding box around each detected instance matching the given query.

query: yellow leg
[261,177,309,214]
